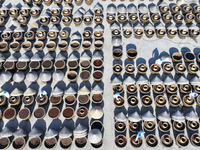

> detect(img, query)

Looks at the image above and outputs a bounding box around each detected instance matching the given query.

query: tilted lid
[23,87,36,96]
[88,129,102,144]
[171,110,185,122]
[13,71,25,83]
[128,111,141,122]
[157,111,171,122]
[51,87,63,97]
[142,111,155,121]
[114,112,127,122]
[10,88,23,96]
[78,86,90,95]
[14,128,27,137]
[59,127,72,138]
[45,129,58,139]
[26,71,38,82]
[90,106,103,119]
[29,127,43,138]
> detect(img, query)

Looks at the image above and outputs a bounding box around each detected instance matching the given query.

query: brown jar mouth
[75,137,87,148]
[142,95,152,106]
[44,137,57,149]
[80,60,90,69]
[176,134,189,147]
[48,107,60,119]
[60,137,72,149]
[130,134,142,147]
[80,70,90,81]
[127,85,137,94]
[172,52,182,62]
[115,121,126,132]
[161,134,173,147]
[4,107,16,120]
[0,41,8,50]
[158,121,170,132]
[140,84,151,94]
[22,41,32,51]
[29,61,40,70]
[29,137,41,149]
[16,62,27,70]
[115,135,127,147]
[169,95,180,107]
[19,108,31,120]
[138,64,147,73]
[94,16,103,24]
[93,70,103,81]
[50,95,62,105]
[93,59,103,68]
[62,16,72,24]
[8,96,20,105]
[64,95,76,105]
[63,107,74,119]
[10,42,20,51]
[150,64,161,73]
[107,14,115,22]
[153,85,165,94]
[55,60,65,69]
[36,95,48,105]
[34,107,46,119]
[13,137,25,149]
[77,106,88,119]
[155,95,166,106]
[128,95,138,107]
[4,61,15,70]
[91,120,103,131]
[144,121,155,131]
[114,95,124,107]
[22,96,34,105]
[113,49,123,59]
[78,95,89,105]
[129,121,140,132]
[167,84,178,94]
[113,85,123,93]
[0,137,10,149]
[191,133,200,146]
[187,121,199,131]
[42,60,53,69]
[163,63,173,72]
[92,94,103,103]
[68,61,78,69]
[180,84,191,93]
[146,135,158,147]
[127,49,137,59]
[183,95,194,106]
[51,16,60,24]
[173,121,185,132]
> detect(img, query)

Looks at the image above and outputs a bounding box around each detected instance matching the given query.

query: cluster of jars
[107,2,200,39]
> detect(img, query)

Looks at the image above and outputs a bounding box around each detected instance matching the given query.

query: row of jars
[23,0,92,5]
[0,123,103,149]
[106,3,200,25]
[0,24,104,43]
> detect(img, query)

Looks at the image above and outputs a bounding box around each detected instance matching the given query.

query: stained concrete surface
[0,0,200,149]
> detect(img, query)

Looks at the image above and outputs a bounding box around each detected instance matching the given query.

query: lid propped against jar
[171,110,185,122]
[157,111,171,122]
[14,128,27,137]
[190,76,200,85]
[24,87,36,96]
[115,112,127,122]
[91,84,103,94]
[185,111,199,121]
[150,75,163,85]
[1,127,14,137]
[137,74,148,84]
[90,106,103,119]
[29,127,43,138]
[88,129,102,144]
[64,86,77,95]
[176,75,189,85]
[53,70,64,82]
[73,124,87,138]
[81,52,91,60]
[68,53,79,61]
[39,71,51,82]
[0,71,12,82]
[45,129,58,139]
[0,53,6,62]
[110,21,120,31]
[124,75,136,85]
[176,0,186,6]
[78,86,90,95]
[142,111,155,121]
[14,26,25,33]
[10,88,23,96]
[26,71,38,82]
[51,87,63,97]
[107,4,116,14]
[55,52,66,61]
[31,53,42,61]
[43,52,54,61]
[6,54,17,62]
[13,71,25,83]
[164,76,176,85]
[59,127,72,138]
[18,53,30,62]
[93,50,103,59]
[112,37,122,47]
[128,4,137,14]
[128,111,141,122]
